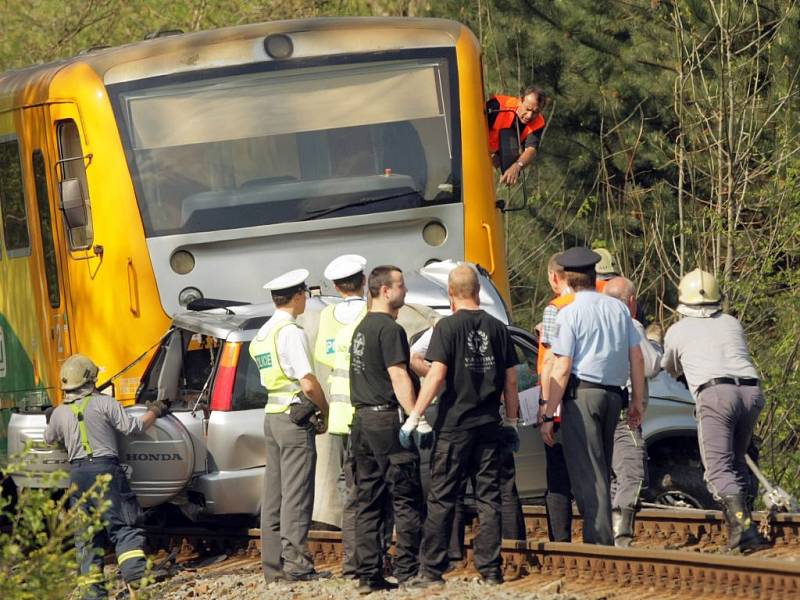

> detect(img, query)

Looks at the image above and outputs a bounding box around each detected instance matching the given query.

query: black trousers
[544,437,574,541]
[351,408,423,583]
[447,444,525,562]
[421,422,503,579]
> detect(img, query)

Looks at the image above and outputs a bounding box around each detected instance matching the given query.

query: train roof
[0,17,469,110]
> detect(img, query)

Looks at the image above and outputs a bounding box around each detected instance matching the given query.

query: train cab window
[32,151,60,307]
[0,138,31,257]
[56,120,93,250]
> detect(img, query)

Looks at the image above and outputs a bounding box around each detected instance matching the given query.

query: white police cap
[263,268,309,293]
[324,254,367,282]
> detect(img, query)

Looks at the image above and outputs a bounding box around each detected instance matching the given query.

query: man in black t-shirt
[405,264,521,588]
[349,265,428,594]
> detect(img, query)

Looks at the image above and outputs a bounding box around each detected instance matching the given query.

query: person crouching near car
[661,268,766,553]
[249,268,331,584]
[406,263,521,589]
[44,353,169,599]
[348,265,428,594]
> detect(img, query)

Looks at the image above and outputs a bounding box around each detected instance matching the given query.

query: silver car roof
[171,263,510,342]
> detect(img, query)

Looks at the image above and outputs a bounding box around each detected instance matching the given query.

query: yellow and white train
[0,17,507,459]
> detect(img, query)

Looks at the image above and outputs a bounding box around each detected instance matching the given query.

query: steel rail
[145,515,800,599]
[521,505,800,546]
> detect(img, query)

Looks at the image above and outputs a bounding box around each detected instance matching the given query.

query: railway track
[521,505,800,549]
[145,506,800,599]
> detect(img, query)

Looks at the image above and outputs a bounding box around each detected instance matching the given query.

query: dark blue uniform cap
[556,247,601,271]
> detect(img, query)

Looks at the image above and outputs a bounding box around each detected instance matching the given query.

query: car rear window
[231,341,268,410]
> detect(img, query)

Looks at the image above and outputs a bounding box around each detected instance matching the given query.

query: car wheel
[647,459,717,509]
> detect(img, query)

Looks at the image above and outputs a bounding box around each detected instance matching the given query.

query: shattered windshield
[111,51,460,236]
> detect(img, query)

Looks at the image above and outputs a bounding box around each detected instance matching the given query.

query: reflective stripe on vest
[68,395,94,459]
[488,95,546,153]
[117,549,145,565]
[249,321,301,413]
[327,306,367,435]
[536,293,575,375]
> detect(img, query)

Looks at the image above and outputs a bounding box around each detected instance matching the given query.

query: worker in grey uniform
[44,353,169,599]
[249,269,331,583]
[661,268,765,552]
[315,254,369,579]
[603,276,663,547]
[539,247,645,545]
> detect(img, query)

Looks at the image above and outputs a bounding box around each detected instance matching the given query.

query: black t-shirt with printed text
[349,312,417,409]
[425,309,519,431]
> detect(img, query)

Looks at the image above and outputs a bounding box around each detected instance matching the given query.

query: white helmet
[678,268,721,305]
[594,248,620,276]
[60,354,99,391]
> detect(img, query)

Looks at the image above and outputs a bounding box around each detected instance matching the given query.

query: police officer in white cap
[250,269,330,583]
[314,254,368,578]
[662,269,765,553]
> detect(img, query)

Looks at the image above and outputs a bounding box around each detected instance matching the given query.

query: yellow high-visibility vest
[249,321,301,413]
[327,306,367,434]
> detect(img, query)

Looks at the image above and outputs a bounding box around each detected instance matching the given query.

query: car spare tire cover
[117,406,194,508]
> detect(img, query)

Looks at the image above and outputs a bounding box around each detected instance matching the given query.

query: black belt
[355,404,396,412]
[576,379,625,394]
[567,376,627,407]
[70,456,119,466]
[696,377,759,395]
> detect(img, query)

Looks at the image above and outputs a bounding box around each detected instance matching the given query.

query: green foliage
[0,459,110,599]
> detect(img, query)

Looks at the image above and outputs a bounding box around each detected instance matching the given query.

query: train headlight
[179,287,203,307]
[170,250,195,275]
[264,34,293,59]
[422,221,447,247]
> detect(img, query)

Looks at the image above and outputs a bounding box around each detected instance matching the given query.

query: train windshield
[111,52,459,237]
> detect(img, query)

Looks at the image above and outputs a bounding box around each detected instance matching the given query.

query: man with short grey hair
[603,276,662,547]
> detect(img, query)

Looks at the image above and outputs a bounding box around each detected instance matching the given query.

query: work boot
[545,493,572,542]
[612,508,635,548]
[721,494,765,553]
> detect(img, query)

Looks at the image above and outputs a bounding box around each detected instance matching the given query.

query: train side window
[0,137,31,257]
[56,120,93,250]
[32,151,60,307]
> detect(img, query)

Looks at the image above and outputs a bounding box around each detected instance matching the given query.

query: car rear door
[508,327,547,499]
[204,335,268,472]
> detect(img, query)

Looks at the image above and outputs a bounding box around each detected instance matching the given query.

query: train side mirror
[498,128,522,173]
[59,178,88,229]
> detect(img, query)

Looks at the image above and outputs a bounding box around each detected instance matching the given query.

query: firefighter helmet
[60,354,99,391]
[594,248,620,275]
[678,268,721,305]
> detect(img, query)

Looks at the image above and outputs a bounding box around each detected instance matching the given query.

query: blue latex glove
[399,411,420,450]
[415,416,434,450]
[501,423,520,453]
[398,428,415,450]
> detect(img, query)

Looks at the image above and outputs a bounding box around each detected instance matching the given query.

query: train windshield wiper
[302,190,421,221]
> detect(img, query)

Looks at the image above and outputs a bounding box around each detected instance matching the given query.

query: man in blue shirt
[539,247,645,545]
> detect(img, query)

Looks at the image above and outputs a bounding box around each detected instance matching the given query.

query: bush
[0,459,110,600]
